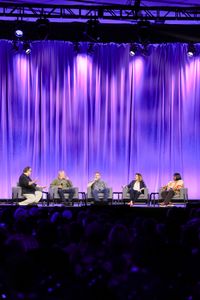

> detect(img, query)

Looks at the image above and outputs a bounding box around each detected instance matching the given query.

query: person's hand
[30,179,37,185]
[162,185,167,191]
[37,185,46,190]
[41,186,47,190]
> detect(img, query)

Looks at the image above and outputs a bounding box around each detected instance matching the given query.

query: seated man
[160,172,184,207]
[88,171,109,203]
[50,170,75,205]
[18,166,44,205]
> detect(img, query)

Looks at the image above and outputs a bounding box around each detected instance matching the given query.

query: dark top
[127,180,146,191]
[19,173,36,195]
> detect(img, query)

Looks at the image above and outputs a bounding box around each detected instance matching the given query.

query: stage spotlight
[84,19,101,42]
[137,20,151,43]
[142,43,150,56]
[23,42,31,54]
[87,43,95,55]
[15,28,23,38]
[129,44,138,56]
[12,40,19,51]
[14,22,24,38]
[36,18,49,40]
[74,42,80,54]
[187,43,195,57]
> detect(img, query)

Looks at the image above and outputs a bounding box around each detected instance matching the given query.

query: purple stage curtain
[0,40,199,198]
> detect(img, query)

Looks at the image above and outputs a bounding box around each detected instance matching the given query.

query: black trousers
[58,188,75,202]
[161,189,175,204]
[129,189,141,201]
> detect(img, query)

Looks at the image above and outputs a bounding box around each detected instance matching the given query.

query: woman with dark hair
[160,173,184,207]
[126,173,146,207]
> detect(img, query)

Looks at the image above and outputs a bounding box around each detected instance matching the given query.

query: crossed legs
[19,191,42,206]
[160,189,175,206]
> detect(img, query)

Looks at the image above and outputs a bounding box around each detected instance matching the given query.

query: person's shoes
[128,201,134,207]
[166,202,174,207]
[159,202,167,207]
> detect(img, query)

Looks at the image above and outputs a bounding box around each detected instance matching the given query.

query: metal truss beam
[1,3,200,22]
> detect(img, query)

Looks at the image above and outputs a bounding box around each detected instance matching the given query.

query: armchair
[12,184,45,205]
[48,186,79,205]
[122,186,149,205]
[86,186,113,205]
[158,187,188,206]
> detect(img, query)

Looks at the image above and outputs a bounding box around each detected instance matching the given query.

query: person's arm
[19,175,34,187]
[66,180,73,188]
[161,184,168,191]
[140,181,146,190]
[87,180,96,188]
[50,179,59,187]
[103,181,107,188]
[174,180,184,191]
[127,181,133,189]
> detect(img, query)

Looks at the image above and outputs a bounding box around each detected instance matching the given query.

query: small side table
[42,191,49,206]
[78,192,87,206]
[150,192,159,207]
[112,192,123,204]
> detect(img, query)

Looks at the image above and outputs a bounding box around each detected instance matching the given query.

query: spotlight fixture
[23,42,31,54]
[84,19,101,42]
[87,43,95,55]
[142,43,150,56]
[187,43,195,57]
[12,40,19,51]
[137,20,151,43]
[15,29,23,38]
[14,22,23,38]
[74,42,81,54]
[129,44,138,56]
[36,18,49,40]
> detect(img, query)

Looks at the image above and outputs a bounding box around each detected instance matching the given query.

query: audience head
[173,172,182,180]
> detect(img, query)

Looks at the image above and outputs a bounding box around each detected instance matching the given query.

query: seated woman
[126,173,146,207]
[160,172,184,207]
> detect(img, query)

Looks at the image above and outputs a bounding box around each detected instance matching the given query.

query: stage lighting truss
[1,3,200,23]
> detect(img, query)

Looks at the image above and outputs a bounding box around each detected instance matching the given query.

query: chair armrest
[87,186,92,199]
[122,186,129,199]
[12,186,24,199]
[48,186,59,199]
[179,188,188,200]
[143,188,149,198]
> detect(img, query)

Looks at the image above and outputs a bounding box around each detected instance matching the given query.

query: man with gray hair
[50,170,75,204]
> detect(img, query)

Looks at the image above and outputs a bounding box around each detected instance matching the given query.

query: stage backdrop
[0,40,199,199]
